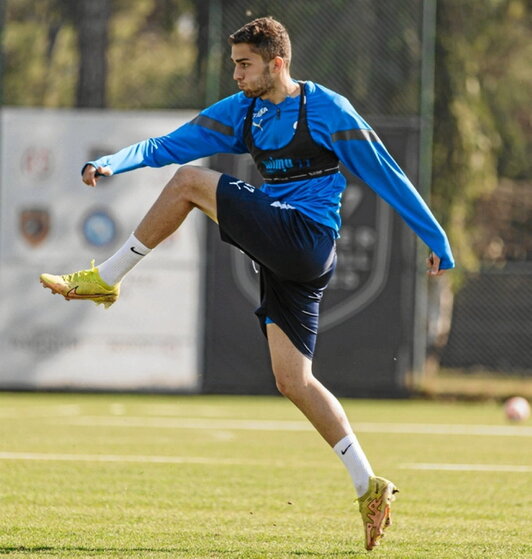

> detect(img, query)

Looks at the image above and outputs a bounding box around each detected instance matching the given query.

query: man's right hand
[82,164,113,187]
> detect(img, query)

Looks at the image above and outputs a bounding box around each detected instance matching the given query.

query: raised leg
[40,165,223,304]
[135,165,222,249]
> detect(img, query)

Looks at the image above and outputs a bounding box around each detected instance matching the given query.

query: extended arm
[81,94,249,183]
[334,135,454,270]
[319,95,454,271]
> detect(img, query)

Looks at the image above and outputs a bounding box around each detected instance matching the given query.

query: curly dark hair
[228,17,292,67]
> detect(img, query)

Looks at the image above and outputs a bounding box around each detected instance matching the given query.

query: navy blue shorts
[216,174,337,359]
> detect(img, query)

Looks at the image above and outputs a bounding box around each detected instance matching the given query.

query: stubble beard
[242,66,275,98]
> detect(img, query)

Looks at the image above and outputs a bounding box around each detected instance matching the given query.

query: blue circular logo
[81,210,118,247]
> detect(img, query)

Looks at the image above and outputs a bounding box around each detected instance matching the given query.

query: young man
[40,17,454,550]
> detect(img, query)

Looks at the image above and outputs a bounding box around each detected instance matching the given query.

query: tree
[426,0,531,371]
[432,0,531,274]
[74,0,111,108]
[2,0,197,109]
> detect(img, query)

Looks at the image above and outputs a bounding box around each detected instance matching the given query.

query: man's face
[231,43,275,98]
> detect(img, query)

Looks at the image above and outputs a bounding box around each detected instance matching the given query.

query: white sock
[97,233,151,286]
[333,434,375,498]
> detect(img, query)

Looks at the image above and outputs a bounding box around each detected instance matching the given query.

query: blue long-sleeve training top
[86,80,455,269]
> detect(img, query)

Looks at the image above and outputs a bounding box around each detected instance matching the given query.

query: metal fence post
[205,0,222,106]
[412,0,438,386]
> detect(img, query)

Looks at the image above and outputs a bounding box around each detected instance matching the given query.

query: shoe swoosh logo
[130,246,146,256]
[341,442,353,455]
[66,286,111,299]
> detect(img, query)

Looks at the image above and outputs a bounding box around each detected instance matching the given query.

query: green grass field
[0,392,531,558]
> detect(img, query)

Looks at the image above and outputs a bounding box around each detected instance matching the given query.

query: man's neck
[261,76,300,104]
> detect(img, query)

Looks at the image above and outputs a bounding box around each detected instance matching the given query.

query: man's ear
[270,56,285,73]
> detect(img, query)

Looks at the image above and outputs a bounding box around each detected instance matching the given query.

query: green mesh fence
[212,0,424,116]
[2,0,427,115]
[441,267,532,374]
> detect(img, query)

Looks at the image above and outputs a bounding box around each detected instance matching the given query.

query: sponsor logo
[253,107,268,119]
[19,208,50,246]
[270,201,295,210]
[262,157,311,175]
[9,328,78,355]
[81,209,118,247]
[20,146,54,180]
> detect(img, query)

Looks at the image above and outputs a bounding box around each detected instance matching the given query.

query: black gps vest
[243,81,339,184]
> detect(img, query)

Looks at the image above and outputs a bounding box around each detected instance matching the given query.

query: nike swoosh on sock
[130,246,146,256]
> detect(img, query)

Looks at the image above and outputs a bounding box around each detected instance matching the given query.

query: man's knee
[166,165,220,220]
[274,375,292,398]
[172,165,219,197]
[272,365,310,400]
[169,165,201,194]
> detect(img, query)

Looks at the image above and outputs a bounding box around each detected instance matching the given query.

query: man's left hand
[426,252,445,277]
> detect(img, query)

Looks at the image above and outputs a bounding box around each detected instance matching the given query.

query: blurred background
[0,0,530,398]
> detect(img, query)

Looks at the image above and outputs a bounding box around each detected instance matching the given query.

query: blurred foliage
[2,0,426,114]
[3,0,78,106]
[471,179,532,263]
[3,0,197,109]
[432,0,531,274]
[108,0,197,108]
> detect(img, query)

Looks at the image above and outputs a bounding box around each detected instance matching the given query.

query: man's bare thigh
[177,165,223,223]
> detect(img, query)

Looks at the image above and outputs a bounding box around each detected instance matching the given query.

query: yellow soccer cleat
[357,476,399,551]
[40,260,120,309]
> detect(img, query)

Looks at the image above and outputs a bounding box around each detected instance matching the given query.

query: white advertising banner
[0,107,204,391]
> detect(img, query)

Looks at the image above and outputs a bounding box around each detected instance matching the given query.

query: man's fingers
[82,165,113,187]
[426,253,444,276]
[82,164,97,186]
[96,166,113,177]
[82,172,97,187]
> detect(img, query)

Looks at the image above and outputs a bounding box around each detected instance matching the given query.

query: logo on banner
[21,146,54,181]
[81,209,118,247]
[19,208,50,246]
[10,328,78,356]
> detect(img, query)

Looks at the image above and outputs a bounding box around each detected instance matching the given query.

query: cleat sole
[359,477,399,551]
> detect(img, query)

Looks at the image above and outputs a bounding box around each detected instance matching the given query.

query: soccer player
[40,17,454,550]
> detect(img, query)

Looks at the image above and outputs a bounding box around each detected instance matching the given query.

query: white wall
[0,107,204,391]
